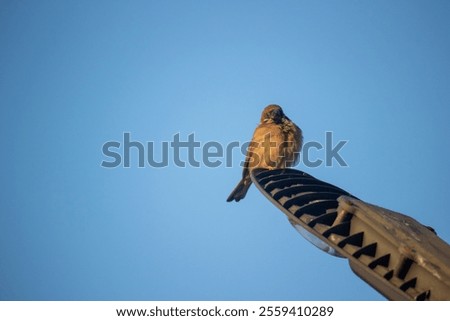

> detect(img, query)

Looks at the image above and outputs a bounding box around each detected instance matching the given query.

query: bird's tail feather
[227,179,252,202]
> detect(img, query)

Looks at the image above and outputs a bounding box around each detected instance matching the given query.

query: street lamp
[251,168,450,300]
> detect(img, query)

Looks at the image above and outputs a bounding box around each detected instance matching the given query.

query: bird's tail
[226,178,252,202]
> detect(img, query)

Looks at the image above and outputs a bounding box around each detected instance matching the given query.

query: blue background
[1,0,449,300]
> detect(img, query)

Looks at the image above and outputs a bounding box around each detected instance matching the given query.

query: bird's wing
[241,127,259,179]
[292,123,303,163]
[242,123,281,175]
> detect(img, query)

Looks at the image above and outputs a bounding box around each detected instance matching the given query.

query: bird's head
[261,104,285,123]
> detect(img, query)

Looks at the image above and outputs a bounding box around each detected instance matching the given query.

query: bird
[227,104,303,202]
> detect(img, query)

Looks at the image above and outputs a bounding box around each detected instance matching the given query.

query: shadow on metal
[251,168,450,301]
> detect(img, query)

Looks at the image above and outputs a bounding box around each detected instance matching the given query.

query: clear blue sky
[1,0,449,300]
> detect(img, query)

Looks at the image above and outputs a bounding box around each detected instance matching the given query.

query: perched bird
[227,104,303,202]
